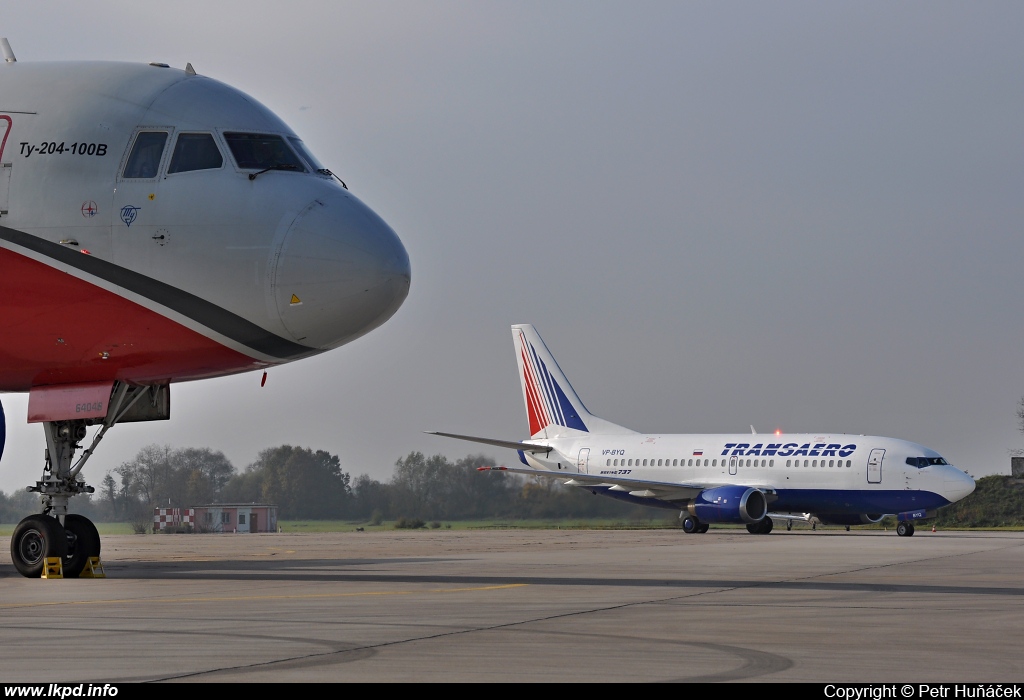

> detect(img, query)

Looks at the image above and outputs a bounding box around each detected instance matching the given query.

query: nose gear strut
[11,382,166,578]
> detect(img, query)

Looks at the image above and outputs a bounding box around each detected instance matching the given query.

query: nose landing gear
[10,382,164,578]
[896,521,916,537]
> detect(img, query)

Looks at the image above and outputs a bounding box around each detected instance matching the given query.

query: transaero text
[722,442,857,457]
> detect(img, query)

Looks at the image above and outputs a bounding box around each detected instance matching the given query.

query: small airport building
[196,504,278,533]
[154,504,278,533]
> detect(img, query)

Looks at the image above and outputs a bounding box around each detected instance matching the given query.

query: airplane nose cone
[273,193,410,349]
[943,467,976,503]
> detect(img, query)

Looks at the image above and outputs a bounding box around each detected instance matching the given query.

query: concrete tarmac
[1,528,1022,682]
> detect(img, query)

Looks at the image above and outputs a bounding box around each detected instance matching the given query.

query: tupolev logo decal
[120,205,140,227]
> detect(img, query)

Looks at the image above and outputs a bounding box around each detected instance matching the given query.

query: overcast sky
[1,1,1022,494]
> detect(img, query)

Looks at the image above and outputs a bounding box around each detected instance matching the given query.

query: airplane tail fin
[512,324,633,438]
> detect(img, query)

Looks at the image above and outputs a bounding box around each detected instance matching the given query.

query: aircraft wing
[477,464,778,505]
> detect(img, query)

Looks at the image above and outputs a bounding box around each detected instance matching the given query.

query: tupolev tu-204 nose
[272,189,411,350]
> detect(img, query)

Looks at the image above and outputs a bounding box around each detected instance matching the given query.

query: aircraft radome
[430,324,975,535]
[0,40,411,578]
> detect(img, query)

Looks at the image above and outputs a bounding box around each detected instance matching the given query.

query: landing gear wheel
[11,515,68,578]
[786,520,793,531]
[747,517,773,534]
[682,516,702,534]
[896,522,915,537]
[697,524,710,533]
[63,514,101,578]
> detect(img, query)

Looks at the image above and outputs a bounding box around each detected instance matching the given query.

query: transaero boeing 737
[430,325,975,536]
[0,42,410,577]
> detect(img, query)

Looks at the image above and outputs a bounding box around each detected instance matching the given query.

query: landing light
[775,429,782,436]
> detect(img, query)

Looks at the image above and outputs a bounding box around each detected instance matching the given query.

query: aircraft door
[112,129,171,271]
[867,448,884,484]
[576,448,590,474]
[729,456,738,475]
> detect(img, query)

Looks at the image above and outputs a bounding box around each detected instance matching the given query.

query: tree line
[0,445,656,524]
[1,443,1019,527]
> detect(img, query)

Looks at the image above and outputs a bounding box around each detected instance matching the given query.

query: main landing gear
[10,383,164,578]
[682,515,776,534]
[896,522,916,537]
[681,515,710,534]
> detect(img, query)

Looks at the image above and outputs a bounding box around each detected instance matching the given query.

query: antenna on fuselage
[1,39,17,64]
[185,62,196,76]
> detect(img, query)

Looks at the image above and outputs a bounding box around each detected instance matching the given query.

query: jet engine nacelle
[687,485,767,524]
[815,513,886,526]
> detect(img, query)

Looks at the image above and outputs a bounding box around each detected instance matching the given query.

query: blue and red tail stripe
[519,331,587,435]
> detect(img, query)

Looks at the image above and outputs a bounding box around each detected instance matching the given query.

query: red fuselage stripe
[0,247,262,390]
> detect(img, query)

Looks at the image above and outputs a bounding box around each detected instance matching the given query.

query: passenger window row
[606,458,721,467]
[785,459,852,468]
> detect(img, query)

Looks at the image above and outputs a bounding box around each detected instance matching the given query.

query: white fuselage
[522,432,975,515]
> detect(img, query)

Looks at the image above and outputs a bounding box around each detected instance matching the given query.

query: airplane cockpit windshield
[224,132,305,172]
[288,137,333,177]
[123,131,168,179]
[168,133,223,174]
[906,456,949,468]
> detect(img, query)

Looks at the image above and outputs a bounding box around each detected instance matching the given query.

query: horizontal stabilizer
[425,431,552,454]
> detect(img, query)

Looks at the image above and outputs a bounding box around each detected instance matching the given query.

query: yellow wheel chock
[80,557,106,578]
[41,557,63,579]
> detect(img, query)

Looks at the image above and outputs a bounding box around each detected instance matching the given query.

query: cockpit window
[287,137,330,175]
[906,456,948,468]
[168,133,223,174]
[223,133,305,172]
[123,131,168,179]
